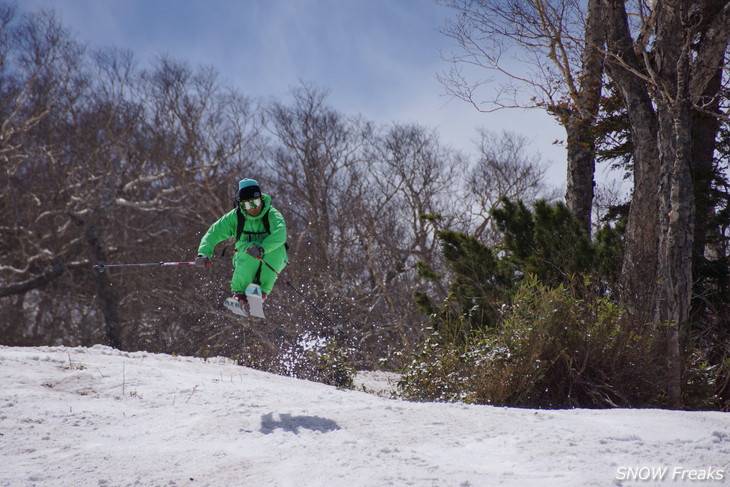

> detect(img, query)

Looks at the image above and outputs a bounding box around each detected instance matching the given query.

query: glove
[195,254,210,267]
[246,245,264,259]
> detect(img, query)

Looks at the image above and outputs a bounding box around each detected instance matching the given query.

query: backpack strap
[236,207,271,242]
[235,208,245,241]
[235,207,288,253]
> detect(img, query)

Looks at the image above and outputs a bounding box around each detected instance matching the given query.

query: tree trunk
[565,119,596,235]
[690,65,723,325]
[655,96,694,408]
[601,0,661,321]
[85,223,123,350]
[602,0,729,407]
[564,0,604,235]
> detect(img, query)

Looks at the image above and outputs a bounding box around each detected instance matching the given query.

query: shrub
[304,339,356,389]
[400,276,666,408]
[407,198,720,409]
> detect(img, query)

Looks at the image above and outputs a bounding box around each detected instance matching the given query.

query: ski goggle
[240,197,262,210]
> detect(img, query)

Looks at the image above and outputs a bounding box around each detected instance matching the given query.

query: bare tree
[266,83,368,264]
[465,129,557,241]
[349,122,465,356]
[0,4,81,171]
[265,90,466,362]
[0,7,266,350]
[0,4,83,293]
[367,123,463,256]
[0,4,90,348]
[138,55,264,226]
[437,0,604,233]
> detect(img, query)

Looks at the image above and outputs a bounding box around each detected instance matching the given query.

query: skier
[195,178,288,316]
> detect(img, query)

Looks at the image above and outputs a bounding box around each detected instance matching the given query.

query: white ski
[223,297,248,317]
[245,283,265,319]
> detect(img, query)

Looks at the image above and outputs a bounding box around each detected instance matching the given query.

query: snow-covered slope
[1,345,728,487]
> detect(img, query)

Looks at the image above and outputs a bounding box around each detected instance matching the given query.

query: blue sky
[21,0,568,187]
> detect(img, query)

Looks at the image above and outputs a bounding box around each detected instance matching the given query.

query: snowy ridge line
[1,345,729,487]
[0,343,239,366]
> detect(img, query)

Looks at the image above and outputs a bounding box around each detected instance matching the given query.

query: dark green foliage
[416,230,515,345]
[492,198,596,288]
[593,207,627,288]
[415,261,442,282]
[439,230,515,323]
[414,199,612,346]
[594,81,633,177]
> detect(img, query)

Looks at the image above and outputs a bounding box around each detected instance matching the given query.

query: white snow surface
[1,345,728,487]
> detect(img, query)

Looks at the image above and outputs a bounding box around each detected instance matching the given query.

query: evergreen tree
[415,198,622,344]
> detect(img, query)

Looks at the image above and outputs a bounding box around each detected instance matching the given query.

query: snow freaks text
[616,466,725,482]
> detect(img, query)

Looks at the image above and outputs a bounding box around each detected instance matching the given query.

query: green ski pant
[231,248,287,295]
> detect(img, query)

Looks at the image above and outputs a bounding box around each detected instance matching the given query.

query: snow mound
[1,345,728,487]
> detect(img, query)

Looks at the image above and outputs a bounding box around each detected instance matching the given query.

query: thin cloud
[20,0,569,185]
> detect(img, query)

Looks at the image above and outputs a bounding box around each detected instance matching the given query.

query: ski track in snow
[0,345,728,487]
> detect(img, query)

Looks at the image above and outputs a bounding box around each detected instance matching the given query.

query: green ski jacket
[197,194,287,260]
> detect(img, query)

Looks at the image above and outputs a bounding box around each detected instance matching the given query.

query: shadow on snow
[260,412,341,435]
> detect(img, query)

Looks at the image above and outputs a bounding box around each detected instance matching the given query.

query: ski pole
[93,260,210,273]
[256,257,343,336]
